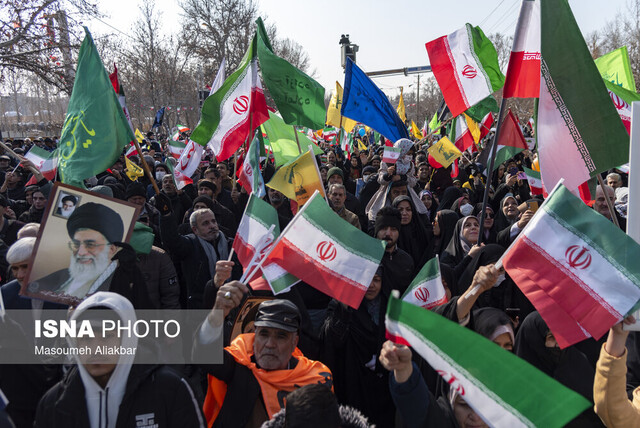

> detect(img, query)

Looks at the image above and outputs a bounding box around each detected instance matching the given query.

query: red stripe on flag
[426,37,468,117]
[216,87,269,161]
[232,234,256,268]
[504,236,620,344]
[268,237,367,309]
[503,51,541,98]
[385,330,412,347]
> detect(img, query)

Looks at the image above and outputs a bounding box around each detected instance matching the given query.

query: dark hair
[284,384,339,428]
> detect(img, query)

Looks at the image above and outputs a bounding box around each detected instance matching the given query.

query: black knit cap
[374,207,402,236]
[66,202,125,244]
[125,182,146,200]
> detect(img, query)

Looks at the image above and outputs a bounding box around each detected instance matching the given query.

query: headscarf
[472,307,514,346]
[474,203,497,243]
[437,186,463,211]
[433,210,459,256]
[392,196,433,267]
[514,311,596,401]
[454,244,505,298]
[494,194,519,232]
[418,189,439,221]
[442,216,478,266]
[393,138,414,175]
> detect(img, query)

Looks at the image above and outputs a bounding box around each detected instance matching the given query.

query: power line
[479,0,508,27]
[88,16,136,42]
[487,0,520,34]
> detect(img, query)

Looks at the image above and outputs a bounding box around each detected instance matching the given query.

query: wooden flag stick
[293,125,303,154]
[133,138,160,195]
[0,141,39,176]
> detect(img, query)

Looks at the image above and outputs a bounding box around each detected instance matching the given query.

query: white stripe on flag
[386,318,532,428]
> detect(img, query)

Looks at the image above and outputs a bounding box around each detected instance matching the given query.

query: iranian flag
[237,134,266,198]
[401,257,447,310]
[190,35,269,161]
[385,294,591,427]
[479,110,527,171]
[604,79,640,134]
[537,0,629,192]
[233,194,299,293]
[453,113,479,153]
[174,139,203,187]
[264,191,386,308]
[166,157,193,190]
[503,183,640,348]
[24,146,57,184]
[168,140,186,159]
[382,146,402,164]
[522,166,543,195]
[479,112,494,139]
[503,0,541,98]
[426,23,505,117]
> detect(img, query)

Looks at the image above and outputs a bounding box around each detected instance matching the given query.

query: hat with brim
[254,299,301,332]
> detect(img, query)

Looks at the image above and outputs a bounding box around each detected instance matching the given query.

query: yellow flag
[463,113,481,144]
[427,137,462,168]
[397,89,406,123]
[411,121,423,139]
[326,81,358,133]
[125,156,144,181]
[135,128,145,145]
[267,150,325,206]
[357,139,367,151]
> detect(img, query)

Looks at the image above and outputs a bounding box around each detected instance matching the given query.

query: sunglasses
[484,212,494,218]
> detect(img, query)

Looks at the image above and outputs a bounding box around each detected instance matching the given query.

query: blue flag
[341,58,409,142]
[152,107,165,130]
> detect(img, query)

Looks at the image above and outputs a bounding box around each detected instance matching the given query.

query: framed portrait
[52,191,81,219]
[21,183,140,306]
[230,296,273,341]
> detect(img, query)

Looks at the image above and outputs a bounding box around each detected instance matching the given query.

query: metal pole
[416,74,420,121]
[478,97,508,243]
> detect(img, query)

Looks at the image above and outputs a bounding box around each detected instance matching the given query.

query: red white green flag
[264,191,386,308]
[426,24,505,117]
[503,183,640,348]
[604,79,640,134]
[190,35,269,161]
[385,294,591,427]
[233,194,299,293]
[166,157,192,190]
[479,112,494,139]
[522,166,543,195]
[24,146,57,184]
[168,140,186,159]
[237,134,266,198]
[401,256,447,310]
[382,146,402,164]
[537,0,629,191]
[503,0,541,98]
[174,139,203,188]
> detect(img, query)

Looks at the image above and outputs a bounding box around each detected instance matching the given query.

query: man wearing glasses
[29,202,124,301]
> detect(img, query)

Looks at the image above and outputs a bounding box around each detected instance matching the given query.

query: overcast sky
[88,0,630,98]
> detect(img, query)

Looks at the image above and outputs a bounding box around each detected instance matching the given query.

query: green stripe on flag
[386,295,591,427]
[246,195,279,232]
[467,24,505,93]
[302,196,386,263]
[541,0,628,176]
[542,185,640,286]
[522,166,540,180]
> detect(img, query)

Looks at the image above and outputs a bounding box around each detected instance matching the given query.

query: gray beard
[68,248,111,283]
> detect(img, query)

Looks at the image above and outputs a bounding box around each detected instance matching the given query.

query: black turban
[66,202,125,243]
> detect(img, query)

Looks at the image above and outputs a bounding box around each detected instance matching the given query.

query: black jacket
[34,365,204,428]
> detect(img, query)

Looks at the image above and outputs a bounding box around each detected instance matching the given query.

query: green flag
[261,111,323,167]
[428,112,441,134]
[464,95,499,123]
[255,17,326,130]
[595,46,636,91]
[58,28,135,188]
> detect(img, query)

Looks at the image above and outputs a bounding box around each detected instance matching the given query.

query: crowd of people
[0,128,636,427]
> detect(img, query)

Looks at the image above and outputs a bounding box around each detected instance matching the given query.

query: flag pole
[240,190,321,284]
[133,137,160,195]
[417,116,455,146]
[477,97,508,243]
[596,174,620,228]
[238,224,276,283]
[624,101,640,330]
[0,141,39,176]
[308,144,329,204]
[293,125,303,154]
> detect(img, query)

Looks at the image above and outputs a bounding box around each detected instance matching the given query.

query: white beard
[68,247,112,283]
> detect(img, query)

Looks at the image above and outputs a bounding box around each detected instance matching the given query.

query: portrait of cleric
[22,183,138,306]
[53,192,79,219]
